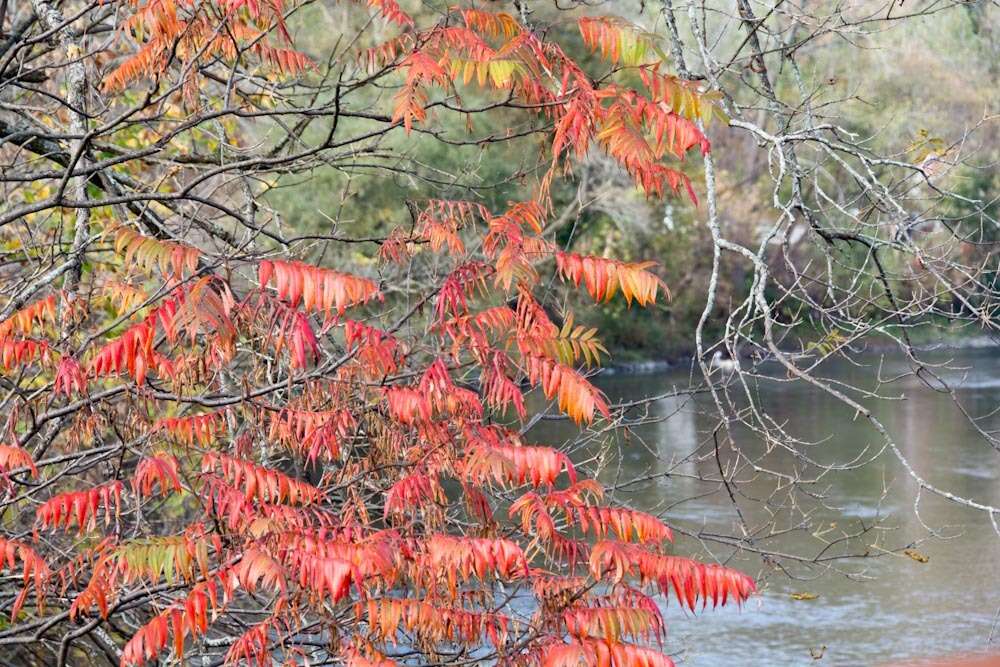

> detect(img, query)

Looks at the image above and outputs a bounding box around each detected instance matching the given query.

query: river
[526,346,1000,666]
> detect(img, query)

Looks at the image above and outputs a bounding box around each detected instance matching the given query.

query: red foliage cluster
[0,3,754,666]
[36,482,124,534]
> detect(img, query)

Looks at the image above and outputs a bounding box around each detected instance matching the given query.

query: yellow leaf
[790,592,819,601]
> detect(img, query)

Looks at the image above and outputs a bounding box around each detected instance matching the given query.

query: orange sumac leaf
[114,227,199,281]
[87,295,181,384]
[0,294,57,338]
[233,547,287,594]
[174,276,237,347]
[0,444,37,477]
[53,356,87,396]
[0,537,51,620]
[120,577,231,666]
[420,198,490,228]
[364,597,512,647]
[225,615,290,667]
[523,354,610,424]
[589,541,756,610]
[577,16,662,67]
[201,453,323,506]
[443,304,515,345]
[35,481,124,534]
[378,227,413,265]
[509,480,605,540]
[0,337,49,370]
[255,43,316,76]
[153,410,228,447]
[258,259,380,316]
[392,52,451,133]
[344,319,402,375]
[457,7,521,39]
[113,534,214,585]
[88,318,155,383]
[572,506,673,543]
[420,217,466,256]
[555,252,667,307]
[277,531,398,582]
[541,638,675,667]
[202,479,335,535]
[267,406,356,462]
[343,644,397,667]
[563,604,664,643]
[639,65,726,124]
[478,350,525,418]
[384,471,445,520]
[121,610,174,666]
[366,0,413,26]
[424,535,529,590]
[68,554,116,621]
[236,291,318,370]
[465,444,576,488]
[284,550,359,603]
[384,386,432,425]
[435,261,492,322]
[132,452,182,497]
[286,311,320,369]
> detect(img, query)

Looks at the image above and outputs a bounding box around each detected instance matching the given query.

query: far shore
[600,334,1000,376]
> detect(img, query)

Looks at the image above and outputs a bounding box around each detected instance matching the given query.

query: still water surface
[527,347,1000,666]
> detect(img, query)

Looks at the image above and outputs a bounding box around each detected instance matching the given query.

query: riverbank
[600,333,999,376]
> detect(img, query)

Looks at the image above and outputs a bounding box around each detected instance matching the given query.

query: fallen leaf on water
[903,548,929,563]
[791,592,819,601]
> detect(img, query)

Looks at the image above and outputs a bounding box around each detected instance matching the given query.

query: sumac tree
[0,1,751,665]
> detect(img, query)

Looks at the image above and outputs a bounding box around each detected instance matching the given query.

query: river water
[527,346,1000,666]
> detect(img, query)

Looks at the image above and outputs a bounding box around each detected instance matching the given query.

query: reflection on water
[527,348,1000,666]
